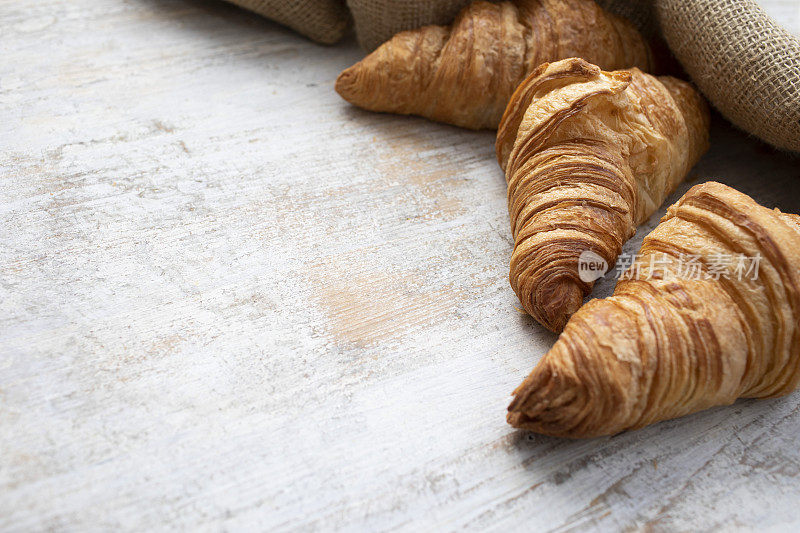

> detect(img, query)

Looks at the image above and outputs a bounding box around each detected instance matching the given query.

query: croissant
[335,0,652,130]
[496,58,709,332]
[508,182,800,438]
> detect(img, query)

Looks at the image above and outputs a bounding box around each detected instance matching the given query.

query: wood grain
[1,0,799,530]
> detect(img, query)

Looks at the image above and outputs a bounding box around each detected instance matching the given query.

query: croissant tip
[506,409,524,426]
[531,276,585,333]
[506,356,601,438]
[506,364,551,429]
[334,67,357,100]
[507,393,555,435]
[507,399,538,429]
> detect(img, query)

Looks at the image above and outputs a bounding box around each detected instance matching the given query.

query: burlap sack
[348,0,652,51]
[346,0,470,51]
[656,0,800,153]
[595,0,656,36]
[226,0,349,44]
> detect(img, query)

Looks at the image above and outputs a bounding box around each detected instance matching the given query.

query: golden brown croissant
[496,58,709,332]
[335,0,653,130]
[508,181,800,438]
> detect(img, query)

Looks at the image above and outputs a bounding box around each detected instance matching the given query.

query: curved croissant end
[335,0,653,130]
[509,182,800,438]
[496,57,709,332]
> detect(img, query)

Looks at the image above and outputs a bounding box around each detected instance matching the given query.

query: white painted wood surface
[2,1,800,530]
[760,0,800,34]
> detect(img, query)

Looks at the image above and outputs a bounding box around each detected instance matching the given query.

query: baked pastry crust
[335,0,653,130]
[496,57,709,332]
[508,182,800,438]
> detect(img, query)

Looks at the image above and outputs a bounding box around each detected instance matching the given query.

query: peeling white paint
[1,0,800,531]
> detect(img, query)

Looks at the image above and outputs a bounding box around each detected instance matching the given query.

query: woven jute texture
[346,0,470,51]
[657,0,800,152]
[596,0,656,36]
[226,0,349,44]
[347,0,652,51]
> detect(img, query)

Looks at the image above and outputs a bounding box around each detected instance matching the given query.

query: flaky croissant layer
[508,182,800,438]
[336,0,652,130]
[496,57,709,332]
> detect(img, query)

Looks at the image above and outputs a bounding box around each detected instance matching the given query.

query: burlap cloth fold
[347,0,656,53]
[657,0,800,153]
[224,0,800,152]
[225,0,349,44]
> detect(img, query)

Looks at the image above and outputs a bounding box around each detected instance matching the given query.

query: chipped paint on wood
[2,0,800,531]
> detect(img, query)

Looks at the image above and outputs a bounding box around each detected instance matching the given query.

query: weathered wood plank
[1,0,799,531]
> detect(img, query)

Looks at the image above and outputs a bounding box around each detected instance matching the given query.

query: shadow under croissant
[501,396,787,519]
[509,395,781,448]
